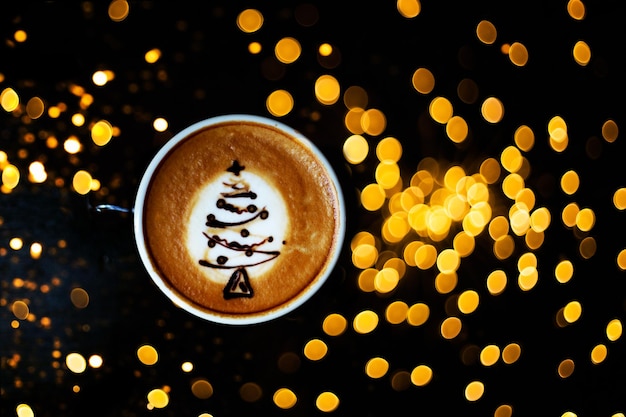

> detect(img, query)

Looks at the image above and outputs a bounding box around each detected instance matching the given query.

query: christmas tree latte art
[188,160,288,299]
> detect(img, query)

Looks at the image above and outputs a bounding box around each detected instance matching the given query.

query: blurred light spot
[397,0,421,18]
[415,243,437,269]
[618,249,626,270]
[487,270,507,295]
[14,29,27,42]
[267,89,294,117]
[441,317,462,339]
[606,319,622,341]
[555,260,574,284]
[63,136,82,154]
[437,249,460,274]
[391,370,411,391]
[318,43,333,57]
[248,41,262,54]
[573,40,591,66]
[446,116,469,143]
[514,125,535,151]
[70,288,89,308]
[502,343,521,364]
[590,344,607,364]
[315,75,340,105]
[137,344,159,365]
[435,272,458,294]
[376,137,402,162]
[92,70,108,86]
[66,352,87,373]
[480,345,500,366]
[147,388,169,408]
[274,388,297,409]
[361,108,386,135]
[575,207,595,232]
[26,97,44,119]
[353,310,379,334]
[323,313,347,336]
[88,354,103,368]
[91,120,113,146]
[453,231,475,257]
[579,236,596,259]
[508,42,529,66]
[495,405,514,417]
[562,202,579,228]
[375,160,400,189]
[316,391,339,412]
[457,78,479,104]
[481,97,504,123]
[358,269,376,292]
[344,85,368,109]
[360,183,386,211]
[1,87,20,112]
[429,96,453,124]
[237,9,263,33]
[71,113,85,126]
[145,48,161,63]
[458,290,479,314]
[2,164,20,189]
[386,301,408,324]
[465,381,485,401]
[275,37,301,64]
[344,136,368,165]
[352,243,378,269]
[501,146,523,173]
[476,20,497,44]
[410,365,433,386]
[407,303,429,326]
[191,379,214,399]
[16,404,34,417]
[502,173,524,200]
[374,268,400,293]
[28,161,47,183]
[563,300,582,323]
[72,170,92,195]
[304,339,328,361]
[30,242,43,259]
[412,68,434,94]
[153,117,168,132]
[567,0,586,19]
[602,119,618,143]
[108,0,129,22]
[12,300,29,320]
[493,234,515,260]
[518,266,538,291]
[365,357,389,378]
[558,359,575,378]
[530,207,551,233]
[240,382,262,402]
[9,238,23,251]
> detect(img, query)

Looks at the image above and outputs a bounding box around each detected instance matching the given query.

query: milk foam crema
[186,160,288,298]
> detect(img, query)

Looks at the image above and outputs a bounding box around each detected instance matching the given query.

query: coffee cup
[133,115,345,325]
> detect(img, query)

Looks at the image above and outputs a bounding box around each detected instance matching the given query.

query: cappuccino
[134,115,345,324]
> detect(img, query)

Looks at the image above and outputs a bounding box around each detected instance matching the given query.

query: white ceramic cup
[134,114,345,325]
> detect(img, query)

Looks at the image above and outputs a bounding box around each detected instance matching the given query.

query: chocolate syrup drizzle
[198,160,282,299]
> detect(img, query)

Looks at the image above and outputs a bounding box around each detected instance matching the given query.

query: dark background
[1,1,625,416]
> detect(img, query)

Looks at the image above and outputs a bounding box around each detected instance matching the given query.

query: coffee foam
[187,169,288,283]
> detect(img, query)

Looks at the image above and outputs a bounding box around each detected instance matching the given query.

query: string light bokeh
[2,1,625,417]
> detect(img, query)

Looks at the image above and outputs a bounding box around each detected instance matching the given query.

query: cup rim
[133,114,346,325]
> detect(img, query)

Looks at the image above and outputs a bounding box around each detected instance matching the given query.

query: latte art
[188,160,288,298]
[134,115,345,325]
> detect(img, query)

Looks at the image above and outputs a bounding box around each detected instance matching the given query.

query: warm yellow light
[267,89,294,117]
[567,0,586,20]
[464,381,485,401]
[480,345,500,366]
[618,249,626,271]
[514,125,535,151]
[315,391,339,412]
[441,317,462,339]
[323,313,347,336]
[602,119,619,143]
[275,37,301,64]
[606,319,622,342]
[352,243,378,269]
[453,231,475,257]
[502,343,521,364]
[579,236,597,259]
[137,344,159,365]
[9,237,23,251]
[446,115,469,143]
[555,260,574,284]
[66,352,87,373]
[386,301,409,324]
[353,310,379,334]
[407,303,429,326]
[500,146,523,173]
[573,40,591,66]
[487,270,507,295]
[375,160,400,189]
[14,29,28,42]
[92,70,108,86]
[12,300,29,319]
[479,157,501,184]
[365,357,389,379]
[91,120,113,146]
[343,85,368,109]
[415,244,437,270]
[518,266,538,291]
[360,183,386,211]
[493,234,515,260]
[108,0,130,22]
[71,113,85,127]
[248,41,262,54]
[26,97,45,119]
[560,170,580,195]
[476,20,497,44]
[2,164,20,189]
[481,97,504,123]
[315,75,340,105]
[361,108,386,135]
[72,170,93,195]
[304,339,328,361]
[237,9,263,33]
[411,67,435,94]
[530,207,551,233]
[437,248,460,274]
[144,48,161,63]
[495,404,514,417]
[343,134,369,165]
[590,344,607,365]
[16,404,34,417]
[429,96,453,124]
[147,388,169,408]
[562,202,580,228]
[1,87,20,112]
[410,365,433,386]
[508,42,529,66]
[575,207,595,232]
[458,290,479,314]
[191,379,214,399]
[397,0,421,18]
[558,359,575,378]
[435,272,458,294]
[563,301,582,323]
[273,388,297,409]
[374,268,400,293]
[376,137,403,162]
